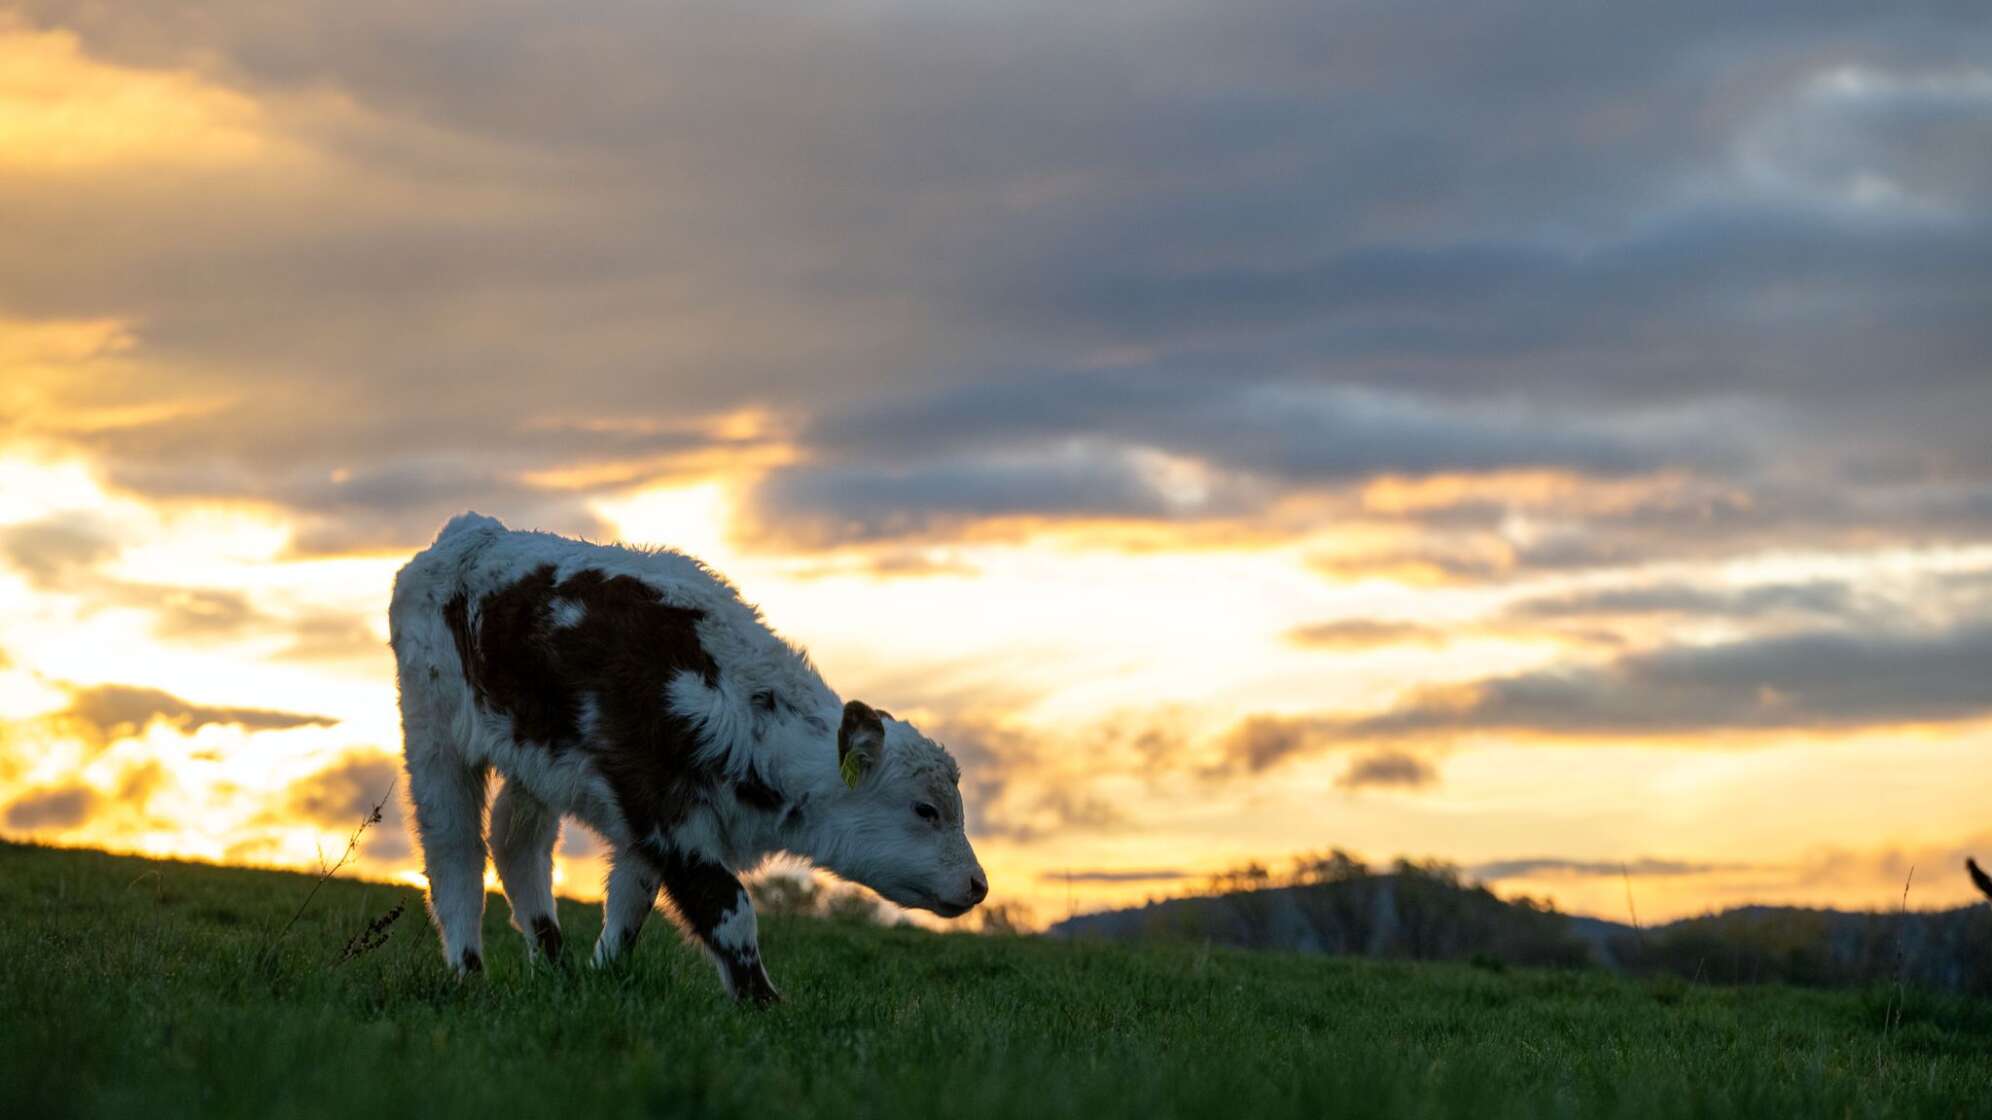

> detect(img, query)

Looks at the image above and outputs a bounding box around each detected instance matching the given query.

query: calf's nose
[967,875,989,904]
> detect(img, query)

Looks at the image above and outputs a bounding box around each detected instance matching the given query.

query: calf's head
[829,700,987,917]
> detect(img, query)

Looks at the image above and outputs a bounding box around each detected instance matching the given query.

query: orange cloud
[0,24,279,171]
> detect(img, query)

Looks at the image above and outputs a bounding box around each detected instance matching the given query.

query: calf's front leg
[657,848,780,1004]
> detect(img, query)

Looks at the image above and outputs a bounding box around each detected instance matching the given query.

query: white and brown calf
[388,513,986,1002]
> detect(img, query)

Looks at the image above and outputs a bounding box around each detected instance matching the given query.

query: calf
[388,513,986,1002]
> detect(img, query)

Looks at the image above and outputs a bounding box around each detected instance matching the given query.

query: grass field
[5,841,1991,1119]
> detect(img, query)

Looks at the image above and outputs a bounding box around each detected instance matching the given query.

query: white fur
[548,598,586,628]
[389,512,986,981]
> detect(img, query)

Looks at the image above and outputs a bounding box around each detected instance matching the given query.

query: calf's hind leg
[489,779,563,963]
[405,749,491,975]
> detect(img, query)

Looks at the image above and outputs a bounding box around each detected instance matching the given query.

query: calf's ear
[838,700,886,788]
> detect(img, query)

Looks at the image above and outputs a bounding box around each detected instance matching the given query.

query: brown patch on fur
[442,592,483,706]
[532,914,563,962]
[448,564,723,843]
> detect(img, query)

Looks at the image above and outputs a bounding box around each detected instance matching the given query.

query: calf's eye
[913,802,940,823]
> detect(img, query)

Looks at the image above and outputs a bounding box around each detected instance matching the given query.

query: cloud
[57,683,337,747]
[1335,750,1438,790]
[1213,714,1349,774]
[1471,857,1753,881]
[743,447,1188,548]
[1505,580,1863,623]
[1210,618,1992,770]
[282,752,408,860]
[4,784,99,830]
[0,513,118,589]
[114,761,167,809]
[275,613,386,662]
[1787,833,1992,894]
[146,586,263,640]
[922,713,1131,843]
[0,0,1986,559]
[802,378,1665,482]
[748,381,1676,547]
[0,514,386,656]
[107,458,627,556]
[1036,868,1191,884]
[1351,622,1992,739]
[136,589,385,661]
[1286,619,1450,650]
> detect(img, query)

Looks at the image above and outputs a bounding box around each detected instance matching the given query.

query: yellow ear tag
[840,751,865,790]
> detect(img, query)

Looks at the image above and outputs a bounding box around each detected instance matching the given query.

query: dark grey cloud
[1310,479,1992,586]
[744,378,1683,545]
[1208,618,1992,769]
[107,456,625,556]
[1354,622,1992,738]
[4,785,100,830]
[744,449,1185,548]
[58,684,338,747]
[1506,580,1865,624]
[1472,857,1753,881]
[2,0,1989,557]
[801,377,1667,480]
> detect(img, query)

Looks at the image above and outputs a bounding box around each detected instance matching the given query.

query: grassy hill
[4,842,1991,1119]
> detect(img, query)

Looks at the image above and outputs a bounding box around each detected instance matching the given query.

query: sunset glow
[4,3,1991,929]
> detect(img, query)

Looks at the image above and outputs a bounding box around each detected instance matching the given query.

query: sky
[3,0,1991,926]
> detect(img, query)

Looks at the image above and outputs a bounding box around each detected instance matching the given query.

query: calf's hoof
[531,916,565,965]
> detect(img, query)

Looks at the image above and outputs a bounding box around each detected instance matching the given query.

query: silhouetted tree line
[1051,853,1992,994]
[1603,904,1992,996]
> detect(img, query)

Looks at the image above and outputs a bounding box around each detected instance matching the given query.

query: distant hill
[1047,867,1992,994]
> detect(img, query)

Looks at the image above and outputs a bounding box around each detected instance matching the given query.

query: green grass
[4,842,1990,1119]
